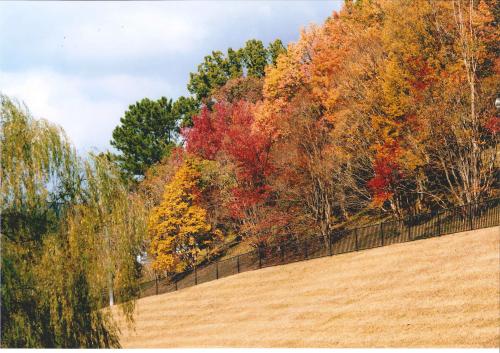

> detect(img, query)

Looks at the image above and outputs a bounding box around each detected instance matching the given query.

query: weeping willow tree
[72,153,146,308]
[1,95,146,347]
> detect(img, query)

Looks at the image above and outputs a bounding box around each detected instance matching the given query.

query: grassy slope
[114,226,499,348]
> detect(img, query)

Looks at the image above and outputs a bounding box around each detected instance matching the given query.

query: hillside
[114,226,499,348]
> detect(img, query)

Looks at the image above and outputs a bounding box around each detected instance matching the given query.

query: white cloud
[0,70,174,153]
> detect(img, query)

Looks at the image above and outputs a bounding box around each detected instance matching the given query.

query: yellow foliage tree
[148,158,220,274]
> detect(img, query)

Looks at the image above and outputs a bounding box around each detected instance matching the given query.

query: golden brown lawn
[114,226,500,348]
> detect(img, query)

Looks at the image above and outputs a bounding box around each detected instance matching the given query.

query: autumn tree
[258,0,498,223]
[137,147,185,209]
[213,76,264,104]
[420,0,499,207]
[183,101,274,245]
[370,0,499,211]
[254,20,371,238]
[146,0,498,271]
[148,159,222,274]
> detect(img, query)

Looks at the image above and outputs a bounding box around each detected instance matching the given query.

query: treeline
[110,38,286,176]
[1,0,498,347]
[122,0,499,276]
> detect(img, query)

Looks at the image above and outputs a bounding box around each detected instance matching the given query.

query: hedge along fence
[111,198,500,303]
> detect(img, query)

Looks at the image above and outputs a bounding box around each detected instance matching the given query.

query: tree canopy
[111,97,180,177]
[1,96,146,347]
[148,158,222,274]
[187,39,286,103]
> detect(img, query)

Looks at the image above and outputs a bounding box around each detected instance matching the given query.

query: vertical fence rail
[128,198,500,304]
[437,211,441,235]
[407,216,412,241]
[469,203,473,231]
[380,223,384,246]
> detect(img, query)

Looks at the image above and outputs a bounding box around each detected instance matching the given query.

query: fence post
[195,266,198,285]
[469,203,473,230]
[408,215,412,241]
[281,241,285,263]
[380,223,384,246]
[155,272,159,295]
[437,211,441,235]
[216,261,219,280]
[355,228,359,251]
[237,255,240,273]
[304,238,308,259]
[329,233,332,256]
[258,247,262,269]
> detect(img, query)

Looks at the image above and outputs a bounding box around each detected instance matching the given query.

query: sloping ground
[114,226,499,348]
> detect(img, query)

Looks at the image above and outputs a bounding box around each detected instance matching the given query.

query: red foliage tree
[183,100,274,244]
[367,140,404,207]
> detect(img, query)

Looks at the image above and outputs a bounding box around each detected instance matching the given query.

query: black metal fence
[130,198,500,301]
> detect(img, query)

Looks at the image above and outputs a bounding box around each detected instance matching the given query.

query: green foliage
[187,38,286,103]
[0,97,80,212]
[173,96,200,128]
[1,95,146,347]
[188,50,242,103]
[241,39,268,78]
[110,97,179,177]
[267,39,287,66]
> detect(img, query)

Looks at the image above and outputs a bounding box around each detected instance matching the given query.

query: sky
[0,1,342,153]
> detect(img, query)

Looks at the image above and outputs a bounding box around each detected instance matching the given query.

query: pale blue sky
[0,1,342,152]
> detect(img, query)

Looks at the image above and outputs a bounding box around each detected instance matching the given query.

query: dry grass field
[114,226,500,348]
